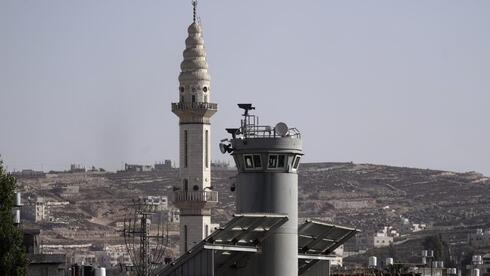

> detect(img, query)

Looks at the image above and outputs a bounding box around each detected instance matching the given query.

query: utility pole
[123,198,169,276]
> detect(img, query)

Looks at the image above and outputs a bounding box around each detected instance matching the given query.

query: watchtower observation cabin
[220,104,303,276]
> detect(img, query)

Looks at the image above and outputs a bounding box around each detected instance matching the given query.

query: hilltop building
[124,163,152,172]
[171,0,218,255]
[469,228,490,248]
[155,160,174,170]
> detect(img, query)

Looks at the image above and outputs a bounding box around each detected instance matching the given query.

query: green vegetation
[422,234,451,265]
[0,159,27,275]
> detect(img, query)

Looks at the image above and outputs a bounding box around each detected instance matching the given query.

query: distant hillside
[297,162,490,231]
[15,162,490,249]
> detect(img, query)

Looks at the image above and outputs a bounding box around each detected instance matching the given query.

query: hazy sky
[1,1,489,175]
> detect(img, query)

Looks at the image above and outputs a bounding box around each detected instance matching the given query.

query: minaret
[171,1,218,255]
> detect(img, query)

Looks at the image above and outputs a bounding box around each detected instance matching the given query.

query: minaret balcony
[172,102,218,121]
[172,102,217,112]
[173,190,218,204]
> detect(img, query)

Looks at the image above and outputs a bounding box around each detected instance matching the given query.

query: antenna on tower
[192,0,198,23]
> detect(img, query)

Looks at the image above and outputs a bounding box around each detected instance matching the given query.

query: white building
[373,227,394,248]
[140,195,168,211]
[171,7,219,255]
[469,229,490,248]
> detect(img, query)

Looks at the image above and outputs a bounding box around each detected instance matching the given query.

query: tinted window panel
[244,155,254,168]
[293,156,301,169]
[278,155,285,168]
[253,155,262,168]
[268,155,278,168]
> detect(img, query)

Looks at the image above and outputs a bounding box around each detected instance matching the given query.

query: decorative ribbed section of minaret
[179,23,210,84]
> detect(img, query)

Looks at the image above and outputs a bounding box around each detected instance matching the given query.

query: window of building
[268,155,277,168]
[183,179,188,192]
[278,155,285,167]
[181,95,184,102]
[203,86,208,92]
[244,154,262,169]
[268,154,286,169]
[205,130,209,168]
[253,155,262,168]
[184,225,188,252]
[184,130,188,167]
[192,95,196,103]
[244,155,254,169]
[179,86,184,93]
[204,95,207,102]
[292,155,301,169]
[205,224,209,237]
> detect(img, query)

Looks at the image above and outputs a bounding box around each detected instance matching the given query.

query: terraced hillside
[15,162,490,253]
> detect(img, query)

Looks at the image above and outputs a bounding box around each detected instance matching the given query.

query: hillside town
[11,161,490,275]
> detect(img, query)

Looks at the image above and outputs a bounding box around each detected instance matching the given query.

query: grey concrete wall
[236,172,298,276]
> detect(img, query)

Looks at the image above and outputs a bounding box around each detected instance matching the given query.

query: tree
[422,234,450,264]
[0,159,27,275]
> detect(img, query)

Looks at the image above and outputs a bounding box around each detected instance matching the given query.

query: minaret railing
[173,190,218,203]
[172,102,217,111]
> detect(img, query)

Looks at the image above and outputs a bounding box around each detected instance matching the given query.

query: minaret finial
[192,0,197,23]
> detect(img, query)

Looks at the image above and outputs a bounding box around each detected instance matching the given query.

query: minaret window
[192,95,196,103]
[184,130,188,167]
[183,179,188,191]
[205,130,209,168]
[184,225,188,252]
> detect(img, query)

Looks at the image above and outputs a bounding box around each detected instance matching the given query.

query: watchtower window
[244,154,262,169]
[268,154,286,169]
[268,155,277,168]
[292,155,301,169]
[244,155,253,169]
[278,155,285,167]
[253,155,262,168]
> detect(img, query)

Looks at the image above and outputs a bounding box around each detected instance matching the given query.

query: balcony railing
[173,191,218,203]
[172,102,218,111]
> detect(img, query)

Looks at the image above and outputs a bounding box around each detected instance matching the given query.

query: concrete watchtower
[171,1,218,255]
[221,104,303,276]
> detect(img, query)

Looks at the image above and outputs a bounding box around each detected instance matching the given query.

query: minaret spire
[192,0,197,23]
